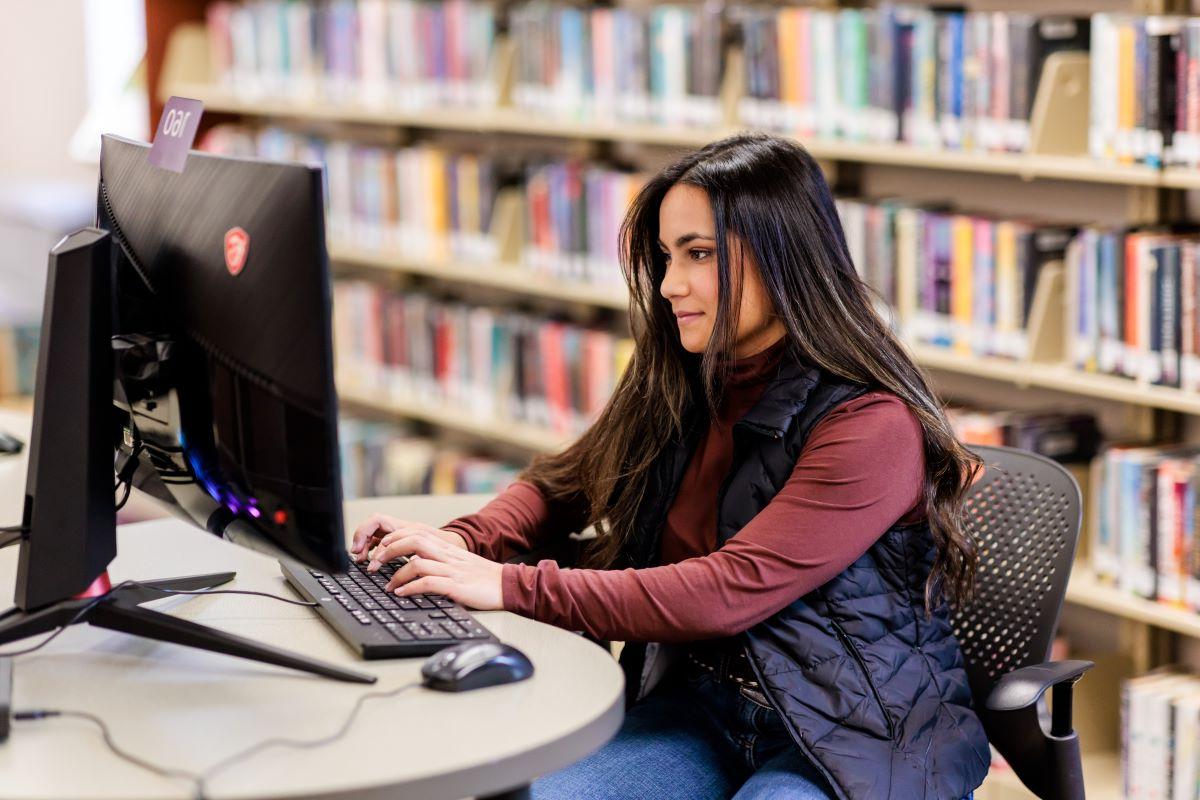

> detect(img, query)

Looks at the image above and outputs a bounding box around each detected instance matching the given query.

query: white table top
[0,494,625,800]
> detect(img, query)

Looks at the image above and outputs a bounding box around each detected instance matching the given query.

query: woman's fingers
[393,576,456,598]
[350,514,400,559]
[385,554,453,592]
[367,531,451,570]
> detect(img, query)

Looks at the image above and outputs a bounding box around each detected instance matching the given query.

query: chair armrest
[986,659,1094,713]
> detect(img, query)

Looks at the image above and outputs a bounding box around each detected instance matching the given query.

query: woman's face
[657,182,786,358]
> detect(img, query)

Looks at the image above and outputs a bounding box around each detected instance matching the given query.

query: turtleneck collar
[723,335,789,388]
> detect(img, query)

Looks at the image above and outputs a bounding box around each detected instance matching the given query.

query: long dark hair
[519,132,981,611]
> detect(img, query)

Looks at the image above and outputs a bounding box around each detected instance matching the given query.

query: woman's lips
[675,312,704,325]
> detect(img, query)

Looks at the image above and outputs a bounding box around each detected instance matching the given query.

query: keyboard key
[447,610,471,622]
[394,598,418,611]
[383,623,413,641]
[387,610,415,623]
[441,621,469,639]
[370,610,391,623]
[427,611,447,619]
[411,626,442,640]
[430,596,456,609]
[411,596,435,610]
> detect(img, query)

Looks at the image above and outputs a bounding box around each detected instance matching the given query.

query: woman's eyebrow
[657,233,717,248]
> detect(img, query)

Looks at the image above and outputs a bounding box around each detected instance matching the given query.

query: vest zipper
[740,642,849,800]
[829,619,897,740]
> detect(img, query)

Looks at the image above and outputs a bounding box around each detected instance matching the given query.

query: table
[0,494,625,800]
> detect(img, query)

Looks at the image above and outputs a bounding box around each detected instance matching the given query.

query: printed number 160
[163,109,192,137]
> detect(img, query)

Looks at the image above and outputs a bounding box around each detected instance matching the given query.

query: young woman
[350,133,989,800]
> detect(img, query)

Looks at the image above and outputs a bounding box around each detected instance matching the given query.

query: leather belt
[685,647,761,690]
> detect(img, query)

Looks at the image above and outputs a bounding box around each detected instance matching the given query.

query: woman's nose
[659,260,686,300]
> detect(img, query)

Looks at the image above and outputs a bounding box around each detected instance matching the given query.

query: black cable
[13,709,197,785]
[0,581,133,658]
[14,681,422,800]
[192,680,420,799]
[0,525,26,533]
[126,582,318,608]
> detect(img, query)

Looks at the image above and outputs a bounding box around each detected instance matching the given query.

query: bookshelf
[338,381,573,454]
[331,244,628,311]
[170,82,1169,187]
[144,2,1200,797]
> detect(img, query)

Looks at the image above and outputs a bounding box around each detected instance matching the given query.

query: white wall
[0,0,95,185]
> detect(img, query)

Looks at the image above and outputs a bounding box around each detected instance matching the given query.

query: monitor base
[0,570,376,684]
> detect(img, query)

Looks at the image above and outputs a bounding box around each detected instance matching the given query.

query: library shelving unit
[145,2,1200,798]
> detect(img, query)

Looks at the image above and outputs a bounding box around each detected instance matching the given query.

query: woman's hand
[366,527,505,611]
[349,514,468,563]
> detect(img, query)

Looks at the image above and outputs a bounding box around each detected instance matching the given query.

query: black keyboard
[280,559,497,659]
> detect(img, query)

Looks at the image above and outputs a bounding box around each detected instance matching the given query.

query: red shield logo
[224,227,250,276]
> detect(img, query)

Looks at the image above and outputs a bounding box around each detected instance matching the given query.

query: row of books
[203,124,647,284]
[1091,15,1200,168]
[205,1,1146,160]
[510,2,723,126]
[0,324,38,399]
[1092,444,1200,609]
[333,280,634,436]
[203,125,502,263]
[1122,668,1200,800]
[340,417,520,497]
[947,407,1101,463]
[835,197,1074,360]
[738,7,1088,153]
[206,0,499,108]
[524,159,644,288]
[1066,229,1200,389]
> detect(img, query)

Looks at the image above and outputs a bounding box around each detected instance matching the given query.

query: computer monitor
[0,134,371,684]
[100,133,348,573]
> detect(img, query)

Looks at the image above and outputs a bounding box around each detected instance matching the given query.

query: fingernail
[367,561,378,572]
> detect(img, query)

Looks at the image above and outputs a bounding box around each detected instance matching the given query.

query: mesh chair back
[950,445,1083,700]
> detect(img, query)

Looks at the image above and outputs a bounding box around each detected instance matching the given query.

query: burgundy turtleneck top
[441,337,926,643]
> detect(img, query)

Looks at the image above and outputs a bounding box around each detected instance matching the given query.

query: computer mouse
[421,641,534,692]
[0,431,22,455]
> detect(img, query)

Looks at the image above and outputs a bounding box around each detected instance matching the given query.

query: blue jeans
[532,662,977,799]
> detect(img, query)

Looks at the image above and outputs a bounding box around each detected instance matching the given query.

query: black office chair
[952,444,1093,800]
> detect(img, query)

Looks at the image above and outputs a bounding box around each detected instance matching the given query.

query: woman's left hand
[366,528,505,611]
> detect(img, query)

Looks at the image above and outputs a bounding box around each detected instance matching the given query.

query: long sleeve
[500,393,926,642]
[441,480,590,563]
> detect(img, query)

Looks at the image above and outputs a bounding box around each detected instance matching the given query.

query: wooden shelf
[1065,567,1200,640]
[174,83,1165,187]
[330,244,628,310]
[909,343,1200,416]
[977,751,1119,800]
[337,381,571,453]
[1159,166,1200,189]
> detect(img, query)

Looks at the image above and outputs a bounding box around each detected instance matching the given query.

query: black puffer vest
[617,355,990,799]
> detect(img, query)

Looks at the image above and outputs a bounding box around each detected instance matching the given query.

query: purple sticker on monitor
[148,97,204,173]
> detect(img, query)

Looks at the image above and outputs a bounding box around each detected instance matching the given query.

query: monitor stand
[0,570,372,683]
[0,228,373,685]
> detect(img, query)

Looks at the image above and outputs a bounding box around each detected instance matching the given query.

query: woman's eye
[690,249,712,261]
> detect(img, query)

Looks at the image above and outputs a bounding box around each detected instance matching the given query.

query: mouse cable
[0,581,317,659]
[191,679,421,799]
[14,680,422,800]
